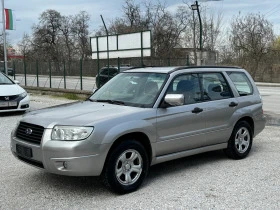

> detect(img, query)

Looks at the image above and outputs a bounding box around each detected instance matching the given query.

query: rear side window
[200,73,233,101]
[100,68,118,76]
[227,72,253,96]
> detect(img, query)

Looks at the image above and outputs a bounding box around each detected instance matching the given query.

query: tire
[224,121,253,159]
[102,140,149,194]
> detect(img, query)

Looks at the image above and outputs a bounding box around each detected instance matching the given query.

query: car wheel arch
[235,116,255,136]
[103,132,153,170]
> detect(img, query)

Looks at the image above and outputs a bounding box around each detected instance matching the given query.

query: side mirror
[164,94,184,107]
[14,80,20,85]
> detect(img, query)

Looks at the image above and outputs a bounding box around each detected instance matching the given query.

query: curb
[23,86,92,96]
[256,83,280,87]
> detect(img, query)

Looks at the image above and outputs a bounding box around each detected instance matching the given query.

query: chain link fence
[7,57,191,91]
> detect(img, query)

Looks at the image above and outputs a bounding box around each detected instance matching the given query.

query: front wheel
[102,140,149,194]
[224,121,253,159]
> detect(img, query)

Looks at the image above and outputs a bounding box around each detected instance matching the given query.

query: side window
[227,72,253,96]
[200,73,233,101]
[108,68,118,76]
[100,69,108,75]
[167,74,202,105]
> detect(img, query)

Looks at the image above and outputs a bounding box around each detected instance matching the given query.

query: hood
[0,84,25,96]
[23,101,144,128]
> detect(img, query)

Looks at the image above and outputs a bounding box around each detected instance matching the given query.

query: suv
[95,66,134,87]
[11,66,265,194]
[0,67,14,76]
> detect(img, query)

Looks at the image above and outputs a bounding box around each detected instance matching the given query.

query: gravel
[1,94,280,209]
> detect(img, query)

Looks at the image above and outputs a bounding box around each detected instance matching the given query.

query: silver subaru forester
[11,66,266,193]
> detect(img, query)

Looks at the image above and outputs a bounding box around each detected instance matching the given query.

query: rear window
[100,68,118,76]
[227,72,253,96]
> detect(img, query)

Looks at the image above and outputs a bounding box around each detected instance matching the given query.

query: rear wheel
[224,121,253,159]
[102,140,149,194]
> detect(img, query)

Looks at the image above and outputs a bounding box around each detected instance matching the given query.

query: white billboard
[91,31,151,59]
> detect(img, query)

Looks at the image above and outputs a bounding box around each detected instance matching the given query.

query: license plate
[0,102,8,107]
[9,101,17,106]
[16,144,33,158]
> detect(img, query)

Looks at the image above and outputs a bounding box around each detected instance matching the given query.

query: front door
[156,73,208,156]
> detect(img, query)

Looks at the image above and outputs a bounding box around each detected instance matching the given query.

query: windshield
[90,72,167,107]
[0,73,13,85]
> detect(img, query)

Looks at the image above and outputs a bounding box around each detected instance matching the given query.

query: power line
[264,3,280,16]
[266,7,280,18]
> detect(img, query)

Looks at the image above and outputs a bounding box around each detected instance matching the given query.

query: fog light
[21,104,29,109]
[63,161,68,169]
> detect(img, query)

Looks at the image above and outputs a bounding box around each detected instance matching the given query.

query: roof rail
[123,65,242,73]
[170,65,242,73]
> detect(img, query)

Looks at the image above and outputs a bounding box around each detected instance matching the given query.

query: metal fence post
[36,60,39,87]
[96,37,100,88]
[80,58,83,90]
[186,55,190,66]
[13,60,16,80]
[49,61,52,88]
[24,59,27,86]
[117,57,120,73]
[141,31,144,67]
[64,60,66,89]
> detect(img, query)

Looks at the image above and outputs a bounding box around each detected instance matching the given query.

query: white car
[0,72,30,113]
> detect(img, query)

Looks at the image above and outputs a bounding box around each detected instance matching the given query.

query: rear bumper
[254,113,266,137]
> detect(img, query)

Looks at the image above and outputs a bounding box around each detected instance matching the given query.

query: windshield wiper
[95,99,125,105]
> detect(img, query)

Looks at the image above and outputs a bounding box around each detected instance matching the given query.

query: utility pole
[191,1,203,65]
[100,15,109,69]
[100,15,110,84]
[1,0,8,74]
[192,9,197,66]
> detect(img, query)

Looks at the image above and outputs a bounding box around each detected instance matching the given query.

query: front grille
[0,106,17,110]
[0,95,19,101]
[16,122,45,145]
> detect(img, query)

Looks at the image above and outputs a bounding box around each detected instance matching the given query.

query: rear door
[199,72,237,145]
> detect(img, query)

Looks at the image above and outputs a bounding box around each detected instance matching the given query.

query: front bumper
[10,128,111,176]
[0,95,30,113]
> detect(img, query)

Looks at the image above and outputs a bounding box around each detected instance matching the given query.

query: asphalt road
[0,92,280,209]
[258,86,280,125]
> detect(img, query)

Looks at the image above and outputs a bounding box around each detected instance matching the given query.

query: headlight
[51,126,93,141]
[20,91,27,98]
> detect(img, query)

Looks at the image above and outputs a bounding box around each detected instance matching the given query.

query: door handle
[192,107,203,114]
[229,102,238,107]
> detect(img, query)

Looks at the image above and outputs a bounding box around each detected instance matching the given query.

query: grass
[51,93,88,101]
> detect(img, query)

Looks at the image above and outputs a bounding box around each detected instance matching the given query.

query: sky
[3,0,280,46]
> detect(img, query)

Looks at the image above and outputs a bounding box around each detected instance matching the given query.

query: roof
[125,66,242,74]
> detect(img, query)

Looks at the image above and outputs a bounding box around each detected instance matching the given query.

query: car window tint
[0,73,13,84]
[91,72,167,107]
[167,74,202,105]
[227,72,253,96]
[200,73,233,101]
[108,68,118,76]
[100,68,118,76]
[100,69,108,75]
